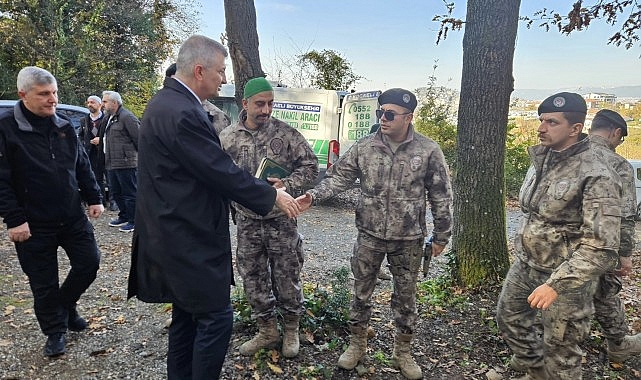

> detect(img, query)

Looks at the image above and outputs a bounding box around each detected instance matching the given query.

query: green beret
[243,77,273,99]
[538,92,586,115]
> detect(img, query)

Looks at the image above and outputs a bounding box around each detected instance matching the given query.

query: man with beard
[102,91,139,232]
[219,77,318,358]
[79,95,107,204]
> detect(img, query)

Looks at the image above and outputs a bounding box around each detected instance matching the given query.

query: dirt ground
[1,203,641,379]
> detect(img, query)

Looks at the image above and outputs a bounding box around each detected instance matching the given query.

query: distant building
[583,92,617,109]
[620,99,640,110]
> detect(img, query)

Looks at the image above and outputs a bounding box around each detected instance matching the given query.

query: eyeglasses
[376,109,412,120]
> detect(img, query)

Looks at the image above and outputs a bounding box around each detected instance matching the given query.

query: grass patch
[298,363,333,378]
[0,295,28,308]
[416,275,470,317]
[372,350,391,366]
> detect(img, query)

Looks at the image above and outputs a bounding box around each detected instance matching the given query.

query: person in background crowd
[79,95,107,205]
[102,90,139,233]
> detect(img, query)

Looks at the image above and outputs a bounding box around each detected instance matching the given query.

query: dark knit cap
[594,109,628,136]
[538,92,587,115]
[378,88,417,112]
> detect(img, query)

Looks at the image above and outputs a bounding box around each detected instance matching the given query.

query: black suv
[0,100,89,135]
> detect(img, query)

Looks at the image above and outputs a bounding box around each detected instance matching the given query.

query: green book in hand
[255,157,291,180]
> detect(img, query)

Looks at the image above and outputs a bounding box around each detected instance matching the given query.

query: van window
[211,98,239,125]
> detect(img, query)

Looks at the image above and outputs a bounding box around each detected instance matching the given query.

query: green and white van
[212,85,380,179]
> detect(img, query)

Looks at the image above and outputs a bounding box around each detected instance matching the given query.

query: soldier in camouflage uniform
[202,99,231,134]
[219,77,318,358]
[297,88,453,380]
[496,93,622,380]
[587,110,641,363]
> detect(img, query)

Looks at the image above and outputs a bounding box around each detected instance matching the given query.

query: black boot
[43,332,66,357]
[68,306,88,332]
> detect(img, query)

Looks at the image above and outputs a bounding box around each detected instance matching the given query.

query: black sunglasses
[375,109,411,120]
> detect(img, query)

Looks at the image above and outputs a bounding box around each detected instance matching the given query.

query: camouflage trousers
[348,231,423,334]
[497,258,596,380]
[235,213,304,320]
[594,272,628,342]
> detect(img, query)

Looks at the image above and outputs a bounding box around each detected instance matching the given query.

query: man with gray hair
[165,62,230,134]
[0,66,104,357]
[128,35,300,379]
[102,90,139,232]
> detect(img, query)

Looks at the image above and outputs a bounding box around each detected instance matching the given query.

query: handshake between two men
[271,187,314,219]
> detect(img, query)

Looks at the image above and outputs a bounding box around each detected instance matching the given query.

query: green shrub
[417,275,469,316]
[301,267,351,333]
[232,267,352,336]
[231,286,253,326]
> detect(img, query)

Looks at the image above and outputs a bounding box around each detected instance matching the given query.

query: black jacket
[0,102,102,228]
[104,106,139,170]
[128,78,277,313]
[78,112,106,162]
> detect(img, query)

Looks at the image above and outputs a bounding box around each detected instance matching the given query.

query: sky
[194,1,641,93]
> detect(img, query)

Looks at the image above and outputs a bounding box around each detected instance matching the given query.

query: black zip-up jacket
[0,101,102,228]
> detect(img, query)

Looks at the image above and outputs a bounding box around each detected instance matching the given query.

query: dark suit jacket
[128,78,276,313]
[78,113,106,170]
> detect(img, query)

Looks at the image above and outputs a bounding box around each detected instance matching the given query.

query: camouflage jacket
[516,136,622,293]
[308,125,453,244]
[202,100,231,135]
[589,135,637,257]
[219,109,319,219]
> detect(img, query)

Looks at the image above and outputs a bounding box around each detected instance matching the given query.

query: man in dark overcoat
[128,35,300,379]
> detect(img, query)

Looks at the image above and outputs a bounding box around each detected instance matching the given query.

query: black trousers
[88,150,106,203]
[167,303,233,380]
[15,217,100,335]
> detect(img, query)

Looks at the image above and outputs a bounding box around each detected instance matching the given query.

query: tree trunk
[224,0,265,108]
[451,0,521,287]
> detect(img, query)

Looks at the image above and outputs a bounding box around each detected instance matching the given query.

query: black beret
[378,88,417,112]
[594,109,628,136]
[538,92,587,115]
